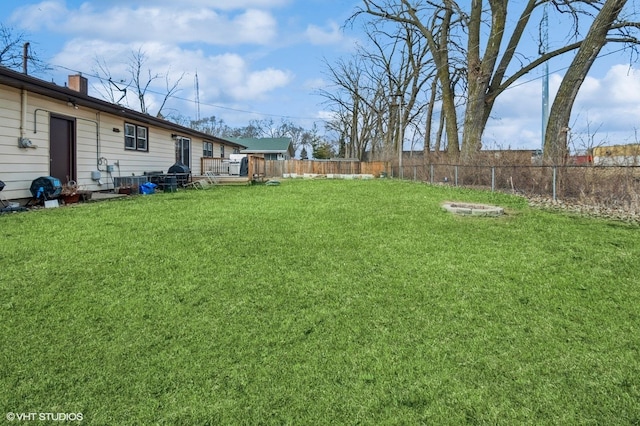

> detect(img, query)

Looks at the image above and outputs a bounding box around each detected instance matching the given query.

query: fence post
[455,166,458,186]
[430,164,434,184]
[552,166,557,201]
[491,167,495,192]
[413,166,417,181]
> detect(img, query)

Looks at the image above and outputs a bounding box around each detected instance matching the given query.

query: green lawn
[1,179,639,425]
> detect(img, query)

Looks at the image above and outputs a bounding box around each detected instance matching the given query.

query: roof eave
[0,67,246,149]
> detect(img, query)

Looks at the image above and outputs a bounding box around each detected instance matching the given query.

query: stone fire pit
[442,202,504,217]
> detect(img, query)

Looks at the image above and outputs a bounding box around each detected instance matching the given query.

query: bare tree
[155,67,185,119]
[92,57,129,106]
[189,115,233,136]
[355,0,640,161]
[319,17,434,161]
[0,24,46,73]
[545,0,635,163]
[128,48,184,117]
[318,55,383,160]
[92,47,184,117]
[370,19,434,159]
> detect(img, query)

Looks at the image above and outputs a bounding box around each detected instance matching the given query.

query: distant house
[592,144,640,166]
[229,137,294,160]
[0,66,245,200]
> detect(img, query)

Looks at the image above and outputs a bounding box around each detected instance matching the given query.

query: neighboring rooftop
[228,137,295,158]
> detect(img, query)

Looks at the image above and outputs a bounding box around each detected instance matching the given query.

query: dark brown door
[49,115,76,183]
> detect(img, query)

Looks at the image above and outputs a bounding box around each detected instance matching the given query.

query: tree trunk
[404,0,460,159]
[423,77,438,162]
[435,107,446,154]
[461,0,506,162]
[544,0,627,164]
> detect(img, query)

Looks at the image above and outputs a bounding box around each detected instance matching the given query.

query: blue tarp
[140,182,157,195]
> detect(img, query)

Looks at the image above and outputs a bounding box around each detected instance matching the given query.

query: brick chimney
[68,74,88,95]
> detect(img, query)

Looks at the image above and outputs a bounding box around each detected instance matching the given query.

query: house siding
[1,87,49,199]
[1,85,177,199]
[1,70,246,201]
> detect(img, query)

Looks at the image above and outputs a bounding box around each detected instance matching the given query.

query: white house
[231,137,295,160]
[0,66,245,201]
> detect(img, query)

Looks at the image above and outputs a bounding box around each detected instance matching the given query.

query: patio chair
[203,171,220,186]
[183,179,204,190]
[184,171,219,190]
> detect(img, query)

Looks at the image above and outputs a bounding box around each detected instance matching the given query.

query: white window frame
[124,122,148,152]
[203,141,213,158]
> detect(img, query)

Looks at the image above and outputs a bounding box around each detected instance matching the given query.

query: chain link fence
[391,163,640,210]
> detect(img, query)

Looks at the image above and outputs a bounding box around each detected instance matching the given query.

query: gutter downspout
[19,42,38,149]
[20,42,30,146]
[96,112,101,167]
[20,89,27,142]
[18,89,37,148]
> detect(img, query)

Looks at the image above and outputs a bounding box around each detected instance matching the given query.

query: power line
[50,41,633,123]
[505,44,631,91]
[50,63,325,122]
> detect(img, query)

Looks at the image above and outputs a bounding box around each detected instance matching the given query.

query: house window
[203,142,213,158]
[124,123,148,152]
[220,145,225,158]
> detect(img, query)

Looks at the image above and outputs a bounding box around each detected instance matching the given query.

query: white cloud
[608,66,640,103]
[11,1,279,45]
[8,0,65,31]
[485,64,640,149]
[570,65,640,144]
[52,39,293,109]
[228,67,293,100]
[233,9,279,45]
[305,21,344,45]
[101,0,291,9]
[316,109,339,122]
[303,77,326,91]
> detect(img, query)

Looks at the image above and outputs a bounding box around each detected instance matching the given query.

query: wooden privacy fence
[262,160,389,177]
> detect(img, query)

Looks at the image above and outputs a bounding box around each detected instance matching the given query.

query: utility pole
[194,71,201,121]
[22,42,30,74]
[393,93,404,179]
[541,3,549,153]
[398,99,404,179]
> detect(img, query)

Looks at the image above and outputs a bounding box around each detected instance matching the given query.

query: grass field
[1,179,639,425]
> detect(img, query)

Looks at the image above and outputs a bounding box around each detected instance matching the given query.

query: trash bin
[164,175,177,192]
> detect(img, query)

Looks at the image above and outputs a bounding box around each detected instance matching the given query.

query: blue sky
[2,0,639,151]
[1,0,360,128]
